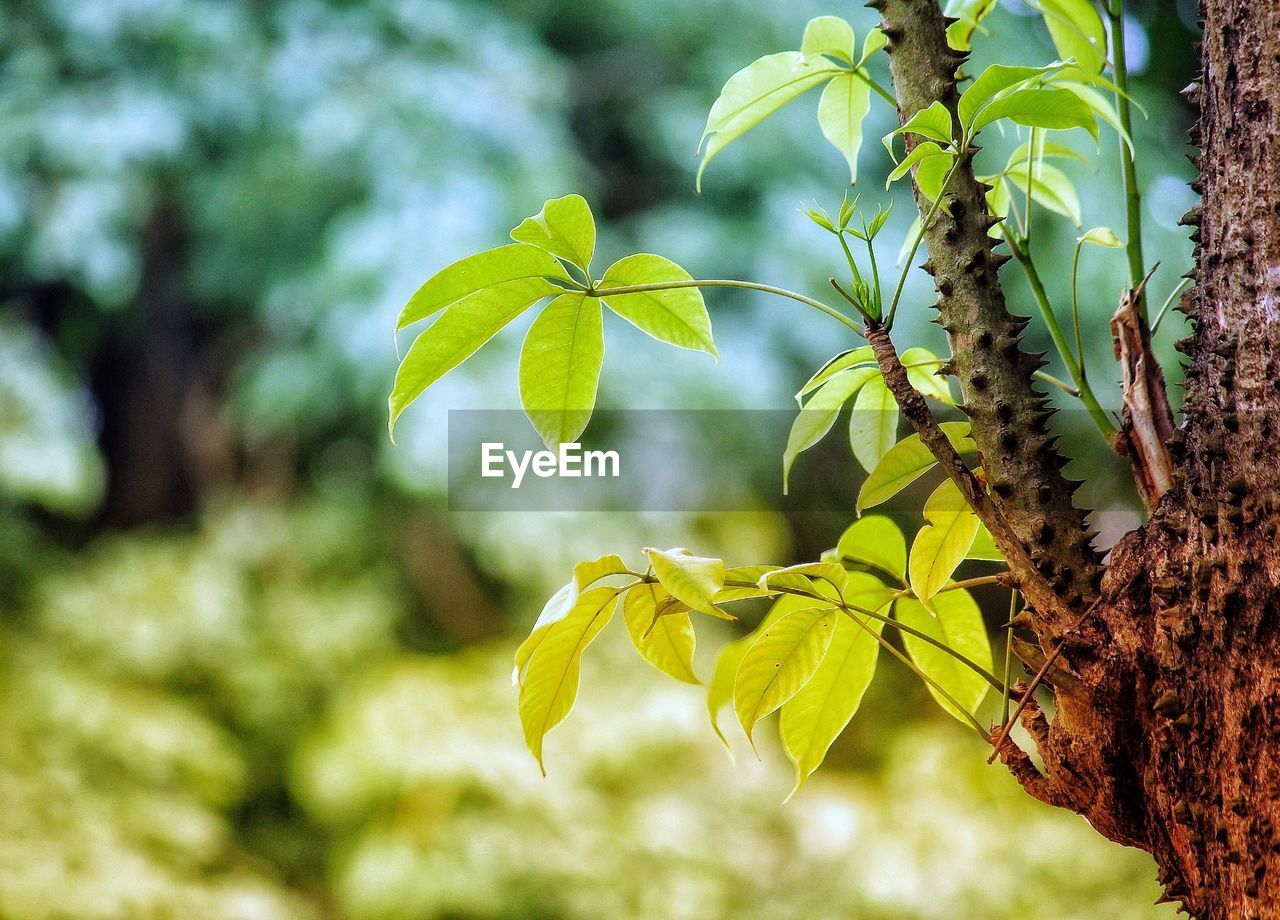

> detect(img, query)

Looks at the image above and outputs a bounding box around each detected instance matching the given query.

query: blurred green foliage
[0,0,1200,915]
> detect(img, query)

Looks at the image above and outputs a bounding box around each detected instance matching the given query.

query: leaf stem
[1151,278,1192,334]
[1107,0,1147,313]
[886,156,963,329]
[592,279,865,336]
[849,66,897,107]
[1003,229,1117,439]
[719,577,1006,693]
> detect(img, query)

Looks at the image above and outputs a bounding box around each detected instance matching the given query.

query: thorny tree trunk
[872,1,1280,917]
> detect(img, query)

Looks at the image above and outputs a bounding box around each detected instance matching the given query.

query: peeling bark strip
[1111,279,1176,512]
[873,0,1102,610]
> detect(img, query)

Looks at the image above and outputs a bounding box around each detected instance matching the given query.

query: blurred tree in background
[0,0,1200,916]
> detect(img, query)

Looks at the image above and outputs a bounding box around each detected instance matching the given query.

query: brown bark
[873,1,1280,917]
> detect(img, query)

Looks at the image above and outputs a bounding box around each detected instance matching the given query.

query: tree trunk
[873,1,1280,917]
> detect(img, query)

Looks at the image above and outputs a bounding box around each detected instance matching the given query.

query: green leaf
[849,377,898,473]
[396,243,571,332]
[842,570,897,614]
[715,564,783,602]
[800,15,855,62]
[915,151,955,205]
[573,554,630,590]
[857,421,977,511]
[958,63,1064,129]
[818,73,873,184]
[514,580,577,685]
[943,0,998,51]
[858,26,887,67]
[797,347,875,399]
[1005,161,1082,225]
[706,594,808,750]
[1006,138,1089,171]
[623,584,699,684]
[1058,82,1132,151]
[900,346,955,405]
[518,586,620,773]
[707,634,753,750]
[886,141,951,188]
[518,294,605,448]
[895,589,992,724]
[644,547,727,617]
[897,214,923,266]
[971,87,1098,140]
[908,477,981,602]
[511,194,596,270]
[599,254,716,356]
[783,366,880,492]
[1039,0,1106,75]
[836,515,907,582]
[698,51,841,191]
[968,523,1003,561]
[780,610,882,793]
[734,605,839,742]
[1078,226,1124,248]
[890,100,954,147]
[758,562,848,601]
[390,280,550,436]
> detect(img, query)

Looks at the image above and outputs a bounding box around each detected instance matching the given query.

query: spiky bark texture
[873,0,1103,614]
[873,1,1280,917]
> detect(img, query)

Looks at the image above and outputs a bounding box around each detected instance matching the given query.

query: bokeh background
[0,0,1203,917]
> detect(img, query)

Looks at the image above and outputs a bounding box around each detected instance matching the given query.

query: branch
[872,0,1102,609]
[865,322,1065,620]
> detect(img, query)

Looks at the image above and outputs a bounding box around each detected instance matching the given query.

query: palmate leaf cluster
[513,513,1002,791]
[390,0,1144,785]
[391,194,715,448]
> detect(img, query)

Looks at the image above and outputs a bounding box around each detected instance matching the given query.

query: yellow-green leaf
[623,584,698,684]
[758,562,847,601]
[969,523,1004,561]
[908,477,981,602]
[800,15,855,61]
[895,589,992,724]
[644,547,727,617]
[706,594,810,750]
[573,554,630,590]
[797,347,876,400]
[511,194,596,270]
[780,609,883,794]
[818,72,873,184]
[1040,0,1106,75]
[396,243,570,332]
[900,346,955,405]
[513,580,576,685]
[518,586,620,773]
[518,293,605,448]
[697,50,841,191]
[849,376,898,472]
[715,564,782,602]
[836,515,907,582]
[389,281,553,436]
[734,605,839,742]
[857,421,976,511]
[599,254,716,356]
[943,0,997,51]
[784,366,880,492]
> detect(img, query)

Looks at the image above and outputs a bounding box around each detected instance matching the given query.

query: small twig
[864,321,1066,621]
[986,596,1103,764]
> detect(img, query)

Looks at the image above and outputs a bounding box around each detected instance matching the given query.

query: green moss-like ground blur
[0,0,1200,915]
